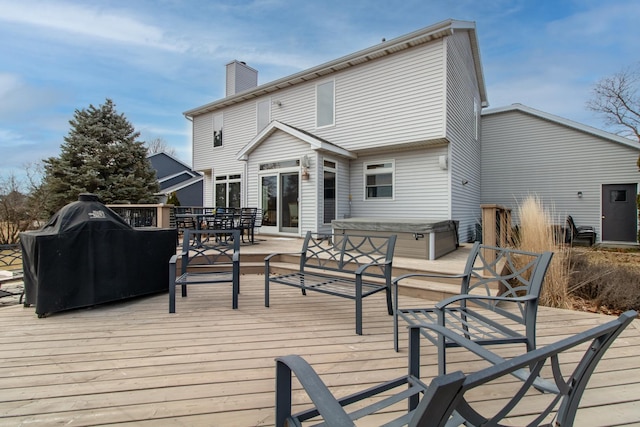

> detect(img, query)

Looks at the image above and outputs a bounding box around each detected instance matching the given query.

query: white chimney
[226,60,258,96]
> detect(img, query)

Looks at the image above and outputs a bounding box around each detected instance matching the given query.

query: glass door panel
[280,172,299,232]
[261,175,278,228]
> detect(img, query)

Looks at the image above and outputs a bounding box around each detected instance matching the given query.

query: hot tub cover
[20,194,176,317]
[331,218,457,234]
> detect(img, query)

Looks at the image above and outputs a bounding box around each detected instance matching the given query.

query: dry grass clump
[515,196,570,309]
[568,249,640,312]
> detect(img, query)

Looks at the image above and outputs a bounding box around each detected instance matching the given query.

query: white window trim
[315,79,335,129]
[363,160,395,201]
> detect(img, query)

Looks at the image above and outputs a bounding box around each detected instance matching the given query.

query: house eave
[236,121,357,161]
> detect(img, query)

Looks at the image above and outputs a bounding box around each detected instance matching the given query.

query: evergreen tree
[42,99,159,214]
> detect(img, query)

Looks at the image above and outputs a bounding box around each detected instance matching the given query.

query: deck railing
[107,204,174,228]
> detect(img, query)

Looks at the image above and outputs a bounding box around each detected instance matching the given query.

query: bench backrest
[180,229,240,272]
[300,231,397,278]
[418,310,636,426]
[460,241,553,326]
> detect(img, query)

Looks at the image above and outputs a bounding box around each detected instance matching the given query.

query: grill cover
[20,194,176,317]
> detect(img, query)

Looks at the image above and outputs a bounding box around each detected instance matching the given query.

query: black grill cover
[20,194,177,317]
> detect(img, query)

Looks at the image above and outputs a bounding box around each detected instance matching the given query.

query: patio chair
[169,229,240,312]
[566,215,596,246]
[275,310,636,427]
[393,242,554,376]
[237,207,258,243]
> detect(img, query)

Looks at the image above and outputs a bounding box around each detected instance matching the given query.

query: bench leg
[356,277,363,335]
[265,264,270,307]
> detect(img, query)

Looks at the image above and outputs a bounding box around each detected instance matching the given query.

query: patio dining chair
[393,242,554,376]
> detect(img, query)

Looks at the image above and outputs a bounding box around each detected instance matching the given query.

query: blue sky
[1,0,639,181]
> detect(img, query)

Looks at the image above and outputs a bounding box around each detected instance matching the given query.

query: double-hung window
[364,161,394,200]
[316,80,334,128]
[257,99,270,133]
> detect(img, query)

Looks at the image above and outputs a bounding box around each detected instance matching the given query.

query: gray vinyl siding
[324,42,446,151]
[481,110,640,239]
[192,40,447,166]
[445,32,483,243]
[349,147,449,219]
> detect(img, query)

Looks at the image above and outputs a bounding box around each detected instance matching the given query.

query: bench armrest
[264,251,304,262]
[354,259,392,276]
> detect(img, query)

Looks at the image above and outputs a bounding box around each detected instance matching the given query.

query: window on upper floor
[316,80,334,128]
[213,113,223,147]
[257,99,271,133]
[364,161,394,200]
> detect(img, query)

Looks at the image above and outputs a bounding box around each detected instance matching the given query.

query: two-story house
[185,18,639,250]
[184,19,485,254]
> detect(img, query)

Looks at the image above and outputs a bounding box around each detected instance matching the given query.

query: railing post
[480,204,512,276]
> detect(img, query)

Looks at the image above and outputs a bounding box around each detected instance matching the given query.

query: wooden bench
[393,242,554,375]
[275,310,637,426]
[264,231,397,335]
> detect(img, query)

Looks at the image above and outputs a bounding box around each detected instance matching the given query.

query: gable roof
[155,175,203,195]
[147,151,197,171]
[236,121,357,160]
[185,19,487,118]
[482,103,640,150]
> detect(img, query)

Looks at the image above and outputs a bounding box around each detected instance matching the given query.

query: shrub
[568,249,640,311]
[515,195,570,309]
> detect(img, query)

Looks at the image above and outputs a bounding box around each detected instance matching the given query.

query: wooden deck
[1,238,639,426]
[0,274,638,426]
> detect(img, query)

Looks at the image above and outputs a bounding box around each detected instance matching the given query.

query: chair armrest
[409,324,507,366]
[169,254,179,265]
[275,355,354,426]
[434,293,536,310]
[392,272,467,286]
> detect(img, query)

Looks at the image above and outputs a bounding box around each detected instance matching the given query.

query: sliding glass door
[260,172,299,233]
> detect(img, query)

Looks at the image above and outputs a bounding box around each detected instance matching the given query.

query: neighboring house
[482,104,640,244]
[184,18,639,245]
[185,19,486,244]
[147,152,203,207]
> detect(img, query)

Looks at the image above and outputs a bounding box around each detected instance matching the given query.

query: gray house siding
[481,108,640,241]
[349,146,450,219]
[186,20,486,239]
[445,32,483,243]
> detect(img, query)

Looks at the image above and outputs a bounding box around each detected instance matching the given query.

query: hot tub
[332,218,459,260]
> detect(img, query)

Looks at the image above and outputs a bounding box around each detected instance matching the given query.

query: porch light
[301,155,310,180]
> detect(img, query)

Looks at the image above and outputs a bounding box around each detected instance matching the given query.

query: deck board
[0,274,638,426]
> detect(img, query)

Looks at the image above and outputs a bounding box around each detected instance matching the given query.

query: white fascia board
[236,120,356,160]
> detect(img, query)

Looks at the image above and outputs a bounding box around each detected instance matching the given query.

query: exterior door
[601,183,638,242]
[260,172,299,233]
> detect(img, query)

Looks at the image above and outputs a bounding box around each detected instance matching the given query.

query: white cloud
[0,0,186,52]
